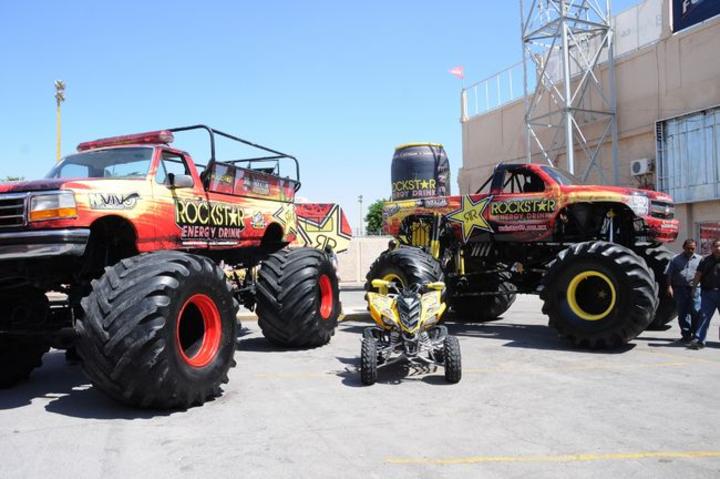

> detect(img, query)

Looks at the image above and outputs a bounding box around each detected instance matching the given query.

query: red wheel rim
[175,294,223,368]
[318,274,334,320]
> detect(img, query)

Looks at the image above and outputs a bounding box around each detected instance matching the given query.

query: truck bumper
[0,229,90,261]
[642,217,679,243]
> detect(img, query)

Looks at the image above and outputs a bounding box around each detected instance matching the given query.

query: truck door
[151,149,210,249]
[489,166,557,241]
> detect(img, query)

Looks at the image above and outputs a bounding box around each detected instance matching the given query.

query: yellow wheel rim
[566,270,616,321]
[380,273,403,295]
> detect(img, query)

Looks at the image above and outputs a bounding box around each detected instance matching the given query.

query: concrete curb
[237,308,371,323]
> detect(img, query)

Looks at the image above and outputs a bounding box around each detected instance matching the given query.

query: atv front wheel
[77,251,238,409]
[540,241,658,349]
[365,246,443,294]
[360,336,378,385]
[635,243,676,330]
[443,336,462,383]
[256,247,340,348]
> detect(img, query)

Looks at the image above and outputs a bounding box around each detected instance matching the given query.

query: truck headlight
[29,192,77,222]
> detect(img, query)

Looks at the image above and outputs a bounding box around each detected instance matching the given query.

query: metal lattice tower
[521,0,619,183]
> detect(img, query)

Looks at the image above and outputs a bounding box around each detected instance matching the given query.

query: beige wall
[336,236,391,286]
[459,2,720,250]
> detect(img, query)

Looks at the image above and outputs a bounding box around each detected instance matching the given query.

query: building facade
[458,0,720,252]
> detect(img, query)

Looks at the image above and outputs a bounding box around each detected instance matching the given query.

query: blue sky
[0,0,638,232]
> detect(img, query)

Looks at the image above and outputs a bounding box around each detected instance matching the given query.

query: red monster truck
[0,125,351,408]
[368,162,679,348]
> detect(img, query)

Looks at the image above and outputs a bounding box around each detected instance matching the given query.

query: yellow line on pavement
[645,350,720,365]
[463,360,687,374]
[386,450,720,465]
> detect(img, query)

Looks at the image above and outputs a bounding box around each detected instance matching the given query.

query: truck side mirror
[167,173,194,189]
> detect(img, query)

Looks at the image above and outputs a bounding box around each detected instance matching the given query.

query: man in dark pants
[689,238,720,349]
[666,238,702,343]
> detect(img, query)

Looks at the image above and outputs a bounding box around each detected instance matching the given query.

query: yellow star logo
[296,204,352,253]
[420,179,430,189]
[446,195,493,242]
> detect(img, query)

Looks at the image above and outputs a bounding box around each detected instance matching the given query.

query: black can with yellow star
[391,143,451,201]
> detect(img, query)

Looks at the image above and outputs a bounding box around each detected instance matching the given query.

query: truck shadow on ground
[339,318,635,354]
[0,351,193,419]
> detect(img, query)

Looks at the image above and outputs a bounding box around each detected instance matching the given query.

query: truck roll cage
[169,124,301,191]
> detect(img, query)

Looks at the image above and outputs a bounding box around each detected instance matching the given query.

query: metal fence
[462,62,528,118]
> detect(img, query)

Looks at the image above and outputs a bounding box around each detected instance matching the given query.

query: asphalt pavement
[1,293,719,478]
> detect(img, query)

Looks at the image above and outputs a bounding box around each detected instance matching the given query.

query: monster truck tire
[540,241,658,349]
[365,246,443,292]
[360,336,378,385]
[450,273,517,322]
[443,336,462,383]
[256,248,340,348]
[0,287,51,388]
[635,243,677,330]
[77,251,238,409]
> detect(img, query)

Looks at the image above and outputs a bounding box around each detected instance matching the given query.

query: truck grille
[650,201,674,220]
[0,194,27,228]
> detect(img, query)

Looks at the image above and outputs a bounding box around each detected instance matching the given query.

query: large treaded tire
[450,273,517,322]
[256,248,340,348]
[77,251,238,409]
[636,244,676,330]
[365,246,443,291]
[0,288,51,388]
[540,241,658,349]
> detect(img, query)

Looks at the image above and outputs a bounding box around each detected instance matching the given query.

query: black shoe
[687,339,705,350]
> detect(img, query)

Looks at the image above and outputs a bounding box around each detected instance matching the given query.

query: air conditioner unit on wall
[630,158,653,176]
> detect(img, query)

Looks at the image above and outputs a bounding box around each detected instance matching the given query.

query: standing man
[689,238,720,349]
[666,239,702,344]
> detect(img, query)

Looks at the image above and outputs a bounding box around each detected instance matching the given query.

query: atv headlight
[29,192,77,222]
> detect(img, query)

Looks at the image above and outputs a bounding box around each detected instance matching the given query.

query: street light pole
[54,80,65,163]
[357,194,363,237]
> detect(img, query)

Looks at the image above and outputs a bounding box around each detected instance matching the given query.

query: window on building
[657,107,720,203]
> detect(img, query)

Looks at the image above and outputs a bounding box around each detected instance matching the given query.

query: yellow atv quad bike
[361,279,461,385]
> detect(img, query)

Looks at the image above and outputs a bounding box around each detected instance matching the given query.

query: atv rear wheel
[635,244,676,330]
[0,337,50,388]
[0,288,51,388]
[443,335,462,383]
[365,246,443,293]
[256,247,340,348]
[450,273,517,322]
[77,251,238,409]
[360,336,378,385]
[540,241,658,349]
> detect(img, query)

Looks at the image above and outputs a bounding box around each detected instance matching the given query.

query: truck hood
[0,178,69,194]
[560,184,674,203]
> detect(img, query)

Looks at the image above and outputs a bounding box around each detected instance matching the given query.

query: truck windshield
[541,166,584,185]
[46,147,154,179]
